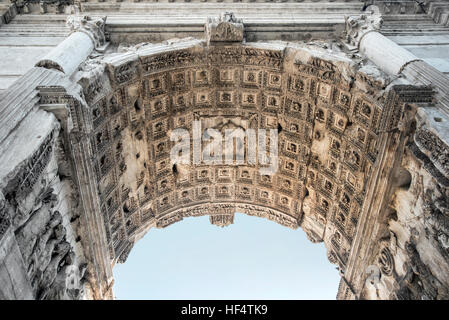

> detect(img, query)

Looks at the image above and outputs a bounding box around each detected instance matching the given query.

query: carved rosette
[66,15,107,49]
[205,12,244,45]
[377,246,394,276]
[343,6,383,48]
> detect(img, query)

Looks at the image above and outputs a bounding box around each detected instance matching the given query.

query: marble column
[359,31,420,75]
[344,6,420,75]
[345,6,449,117]
[35,15,107,76]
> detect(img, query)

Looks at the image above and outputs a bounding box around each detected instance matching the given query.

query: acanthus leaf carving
[67,15,107,49]
[343,6,383,49]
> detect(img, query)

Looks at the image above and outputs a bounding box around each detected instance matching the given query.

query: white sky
[113,212,340,299]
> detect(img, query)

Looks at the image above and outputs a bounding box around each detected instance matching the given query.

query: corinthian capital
[344,6,383,49]
[205,12,244,45]
[67,15,107,49]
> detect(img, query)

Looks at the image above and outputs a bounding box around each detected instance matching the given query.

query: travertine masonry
[1,1,449,300]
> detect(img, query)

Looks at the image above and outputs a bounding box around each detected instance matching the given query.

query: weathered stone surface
[1,2,449,300]
[35,15,107,75]
[205,12,244,44]
[0,107,89,299]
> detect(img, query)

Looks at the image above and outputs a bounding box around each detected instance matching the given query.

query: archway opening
[113,213,340,299]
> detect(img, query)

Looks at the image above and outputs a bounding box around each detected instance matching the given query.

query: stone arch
[71,37,393,270]
[0,5,448,300]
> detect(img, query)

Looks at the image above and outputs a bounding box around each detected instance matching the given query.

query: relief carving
[210,213,234,227]
[7,28,445,300]
[395,241,442,300]
[206,12,244,44]
[0,191,11,241]
[343,6,383,48]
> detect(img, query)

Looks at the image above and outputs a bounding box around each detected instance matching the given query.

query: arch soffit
[75,38,394,263]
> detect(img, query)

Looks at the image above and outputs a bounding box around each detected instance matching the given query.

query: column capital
[343,6,383,49]
[67,15,107,49]
[205,12,244,45]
